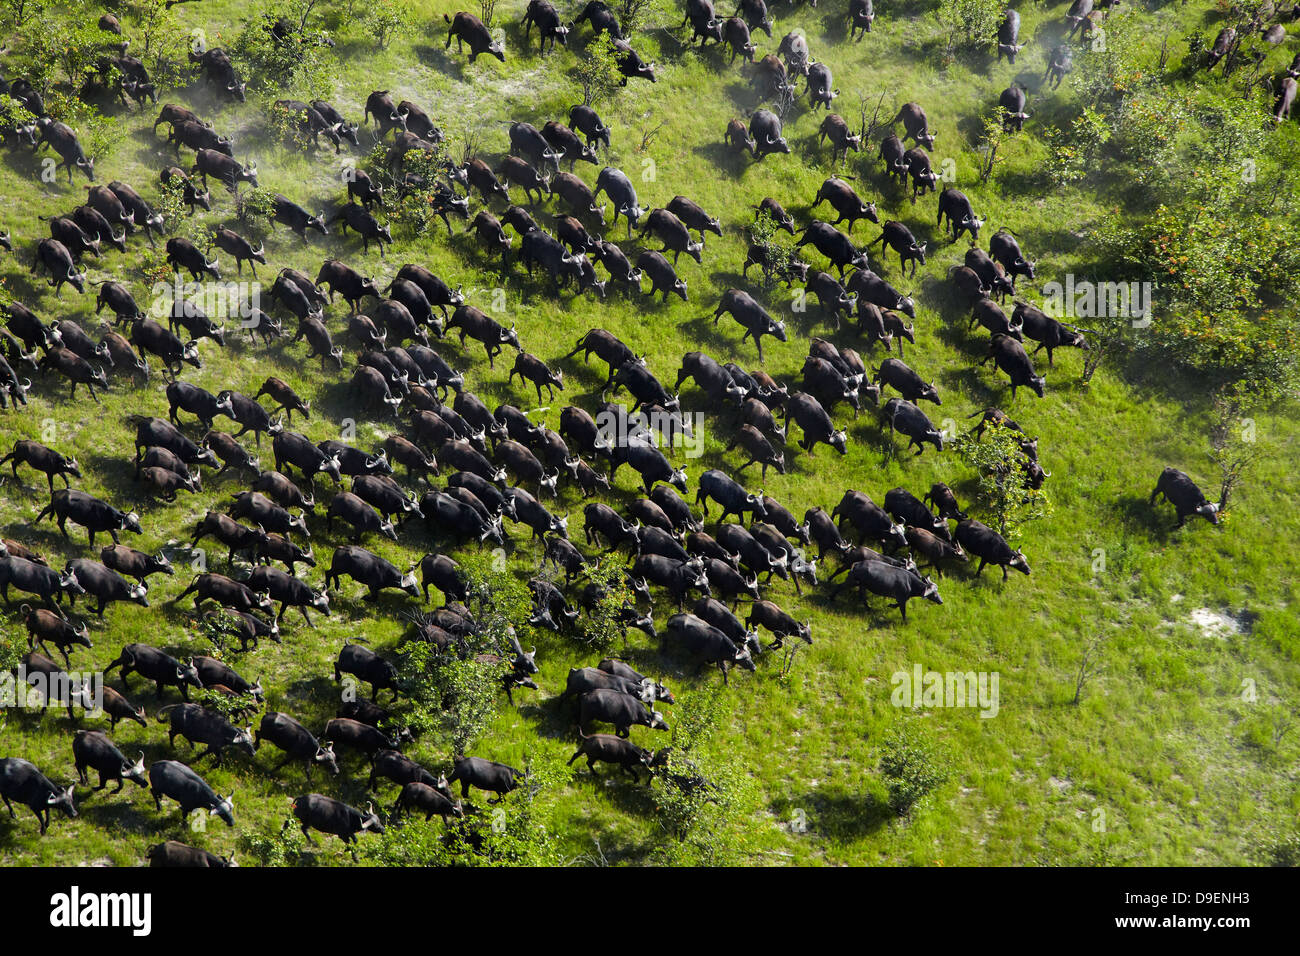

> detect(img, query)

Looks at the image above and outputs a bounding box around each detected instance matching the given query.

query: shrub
[650,687,762,865]
[1262,828,1300,867]
[234,188,278,237]
[360,757,566,866]
[934,0,1003,61]
[1093,205,1300,396]
[576,32,622,107]
[747,209,795,289]
[238,815,304,866]
[398,560,531,755]
[573,556,632,653]
[384,144,457,239]
[950,423,1051,541]
[878,721,949,816]
[360,0,406,49]
[230,5,335,98]
[1043,107,1111,187]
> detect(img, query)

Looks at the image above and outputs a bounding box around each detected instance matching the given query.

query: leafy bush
[359,757,566,866]
[234,188,278,237]
[747,209,795,289]
[398,560,531,755]
[1043,107,1111,187]
[573,556,632,653]
[576,32,622,106]
[383,144,457,239]
[1107,91,1187,186]
[1069,11,1146,106]
[1261,828,1300,867]
[650,687,762,865]
[238,815,305,866]
[934,0,1003,61]
[1094,205,1300,396]
[24,11,105,89]
[877,721,949,816]
[618,0,673,32]
[267,100,315,151]
[359,0,406,49]
[950,423,1051,541]
[230,5,335,98]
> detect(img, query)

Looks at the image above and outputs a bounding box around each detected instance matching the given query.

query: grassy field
[0,0,1297,866]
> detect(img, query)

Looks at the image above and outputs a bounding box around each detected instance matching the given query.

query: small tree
[0,0,47,31]
[399,562,531,755]
[382,142,458,238]
[1071,633,1106,705]
[618,0,671,33]
[935,0,1003,62]
[233,188,277,238]
[878,721,949,816]
[360,0,406,49]
[747,209,795,289]
[1079,313,1127,387]
[951,423,1052,540]
[576,32,622,106]
[973,113,1005,185]
[651,687,760,864]
[574,556,633,653]
[240,814,305,865]
[1208,387,1262,513]
[1043,107,1111,188]
[231,6,334,97]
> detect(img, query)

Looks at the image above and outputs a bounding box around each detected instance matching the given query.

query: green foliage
[1209,387,1265,513]
[230,5,335,98]
[25,9,106,89]
[1261,826,1300,867]
[573,556,632,653]
[1043,107,1111,187]
[383,144,455,239]
[0,622,25,673]
[0,95,36,137]
[398,561,531,754]
[747,209,795,289]
[400,642,500,754]
[575,32,622,106]
[617,0,673,33]
[1094,204,1300,394]
[359,757,566,866]
[0,0,48,32]
[136,247,173,286]
[877,721,949,816]
[267,100,315,151]
[650,687,762,865]
[193,687,258,721]
[234,187,278,237]
[1070,11,1147,104]
[154,177,191,239]
[134,0,192,91]
[358,0,406,49]
[934,0,1003,61]
[950,423,1051,541]
[238,815,305,866]
[1108,91,1187,186]
[972,112,1006,185]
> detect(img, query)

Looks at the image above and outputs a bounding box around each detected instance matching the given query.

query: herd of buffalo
[0,0,1232,862]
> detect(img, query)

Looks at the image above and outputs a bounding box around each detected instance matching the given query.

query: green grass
[0,0,1297,866]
